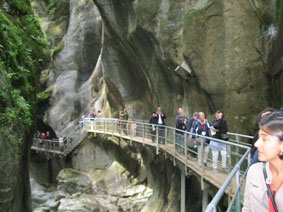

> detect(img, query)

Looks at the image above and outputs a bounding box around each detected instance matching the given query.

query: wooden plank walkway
[31,126,238,196]
[91,130,237,196]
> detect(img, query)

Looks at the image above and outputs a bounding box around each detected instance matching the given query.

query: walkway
[31,118,252,211]
[84,119,251,196]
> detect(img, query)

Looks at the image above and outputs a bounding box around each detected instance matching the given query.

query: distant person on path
[59,136,64,151]
[46,131,51,140]
[175,108,188,152]
[176,114,187,154]
[192,112,210,166]
[251,107,277,165]
[131,121,137,136]
[209,110,228,172]
[175,108,188,125]
[155,107,166,144]
[88,111,96,118]
[187,112,199,133]
[243,112,283,212]
[41,133,46,148]
[149,112,157,142]
[36,130,41,139]
[187,112,199,156]
[97,110,102,118]
[119,108,129,135]
[79,116,85,130]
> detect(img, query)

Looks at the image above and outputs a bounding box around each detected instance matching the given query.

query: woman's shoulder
[247,163,264,178]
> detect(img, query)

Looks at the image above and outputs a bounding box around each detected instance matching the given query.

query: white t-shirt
[158,114,162,124]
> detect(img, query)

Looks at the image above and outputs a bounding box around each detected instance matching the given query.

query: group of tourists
[34,130,70,151]
[79,110,102,130]
[35,130,51,143]
[243,107,283,211]
[143,107,228,172]
[175,108,229,172]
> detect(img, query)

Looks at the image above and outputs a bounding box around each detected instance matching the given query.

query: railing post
[142,123,145,145]
[164,127,167,150]
[114,120,117,135]
[156,126,159,155]
[185,133,188,175]
[201,137,204,190]
[235,135,239,144]
[173,129,176,155]
[235,169,241,211]
[112,120,114,137]
[130,121,133,143]
[227,145,232,173]
[91,119,94,131]
[248,151,251,166]
[181,167,186,212]
[104,119,106,133]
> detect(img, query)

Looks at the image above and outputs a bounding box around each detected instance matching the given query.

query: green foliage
[47,0,69,20]
[51,39,64,62]
[275,0,283,26]
[0,1,48,128]
[37,87,54,101]
[39,69,50,85]
[184,9,200,25]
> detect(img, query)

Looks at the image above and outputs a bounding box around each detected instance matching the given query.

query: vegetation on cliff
[0,0,48,127]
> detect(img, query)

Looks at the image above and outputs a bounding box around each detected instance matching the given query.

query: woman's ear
[280,142,283,155]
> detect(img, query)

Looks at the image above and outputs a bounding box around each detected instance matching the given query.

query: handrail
[32,117,252,211]
[122,118,254,142]
[205,148,251,212]
[83,118,251,211]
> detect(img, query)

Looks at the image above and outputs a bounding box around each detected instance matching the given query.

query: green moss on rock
[37,87,54,101]
[39,69,50,85]
[51,39,64,62]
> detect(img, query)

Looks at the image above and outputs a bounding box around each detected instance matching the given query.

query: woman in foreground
[243,112,283,212]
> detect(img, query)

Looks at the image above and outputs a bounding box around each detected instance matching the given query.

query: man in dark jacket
[149,112,157,142]
[176,114,187,154]
[187,112,199,133]
[192,112,210,167]
[155,107,166,144]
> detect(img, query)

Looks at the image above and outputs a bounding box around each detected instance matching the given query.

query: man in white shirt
[155,107,166,144]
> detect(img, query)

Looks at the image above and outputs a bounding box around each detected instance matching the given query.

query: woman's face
[215,113,219,120]
[255,128,283,162]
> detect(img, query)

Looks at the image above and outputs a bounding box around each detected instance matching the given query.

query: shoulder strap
[263,162,279,212]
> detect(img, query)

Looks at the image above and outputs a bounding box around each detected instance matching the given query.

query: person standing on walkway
[41,133,46,149]
[155,107,166,144]
[119,108,129,135]
[131,121,137,136]
[176,114,187,154]
[79,116,85,130]
[243,112,283,212]
[187,112,199,133]
[192,112,210,166]
[209,110,228,172]
[187,112,199,156]
[149,112,157,142]
[175,108,188,152]
[175,108,188,125]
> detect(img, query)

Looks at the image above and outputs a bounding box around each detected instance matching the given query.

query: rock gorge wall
[0,1,47,211]
[34,0,283,137]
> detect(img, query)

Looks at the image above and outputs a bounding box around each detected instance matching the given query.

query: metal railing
[83,118,252,211]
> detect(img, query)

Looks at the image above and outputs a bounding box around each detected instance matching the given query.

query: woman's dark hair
[151,112,156,115]
[259,112,283,159]
[216,110,224,118]
[257,107,277,122]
